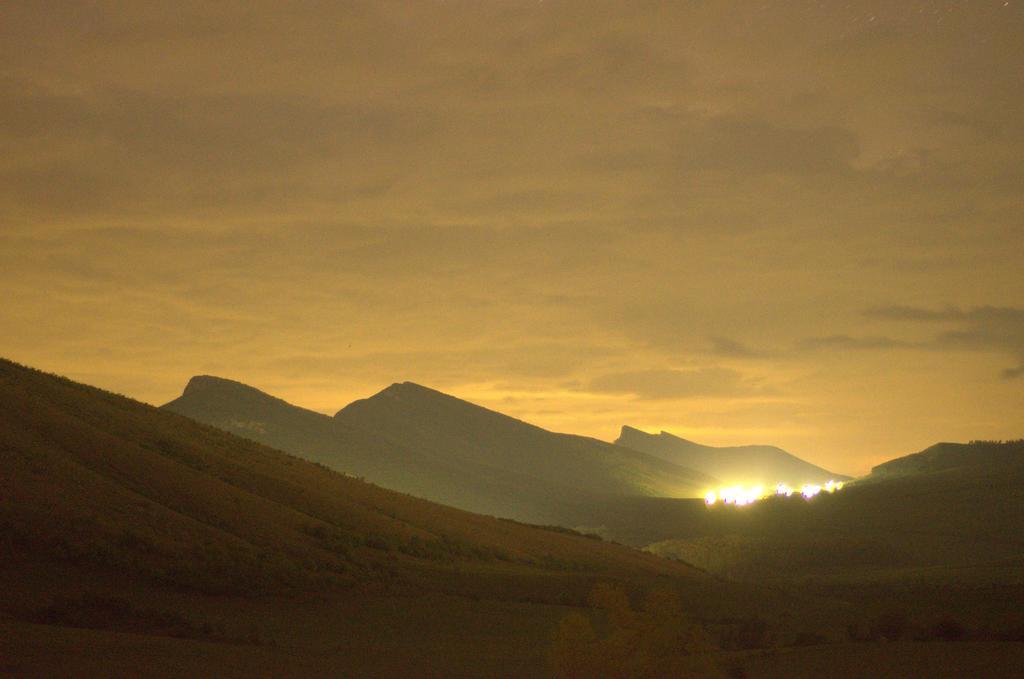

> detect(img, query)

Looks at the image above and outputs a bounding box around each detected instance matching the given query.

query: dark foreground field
[6,600,1024,679]
[725,641,1024,679]
[0,587,568,677]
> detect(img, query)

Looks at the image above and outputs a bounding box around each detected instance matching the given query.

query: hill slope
[2,357,828,676]
[647,439,1024,586]
[3,359,706,596]
[164,378,716,527]
[616,426,847,488]
[870,440,1024,478]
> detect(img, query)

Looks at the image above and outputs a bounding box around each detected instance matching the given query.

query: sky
[2,1,1022,474]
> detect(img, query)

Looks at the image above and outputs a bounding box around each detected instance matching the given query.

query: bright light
[704,484,770,507]
[801,483,822,499]
[704,480,844,507]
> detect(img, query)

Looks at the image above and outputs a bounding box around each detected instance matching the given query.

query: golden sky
[2,1,1022,474]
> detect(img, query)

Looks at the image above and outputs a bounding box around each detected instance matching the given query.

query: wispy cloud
[866,305,1024,379]
[585,367,770,400]
[709,336,774,359]
[798,335,918,351]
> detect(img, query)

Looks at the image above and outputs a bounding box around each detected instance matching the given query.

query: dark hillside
[647,441,1024,585]
[2,358,709,596]
[870,440,1024,477]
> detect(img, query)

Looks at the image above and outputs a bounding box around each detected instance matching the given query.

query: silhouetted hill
[616,426,848,488]
[870,440,1024,477]
[336,382,716,497]
[646,439,1024,587]
[164,378,716,528]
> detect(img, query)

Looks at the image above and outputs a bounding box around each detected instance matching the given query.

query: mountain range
[616,425,848,488]
[163,377,719,527]
[5,357,1024,675]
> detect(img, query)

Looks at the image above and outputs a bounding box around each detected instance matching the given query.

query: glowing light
[704,479,844,508]
[801,483,822,499]
[703,484,771,507]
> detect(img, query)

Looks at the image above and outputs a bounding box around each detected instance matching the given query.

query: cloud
[798,335,917,351]
[1002,365,1024,380]
[678,116,860,176]
[0,78,435,221]
[865,305,964,322]
[866,305,1024,379]
[709,336,769,359]
[718,305,1024,382]
[1,1,1023,467]
[585,367,765,400]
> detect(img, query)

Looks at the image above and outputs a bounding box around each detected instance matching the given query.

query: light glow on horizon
[704,480,844,507]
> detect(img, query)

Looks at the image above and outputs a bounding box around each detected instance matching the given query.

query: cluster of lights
[704,480,844,507]
[704,485,765,507]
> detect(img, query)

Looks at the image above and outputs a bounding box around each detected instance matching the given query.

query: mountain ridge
[869,440,1024,478]
[616,425,848,488]
[163,375,718,532]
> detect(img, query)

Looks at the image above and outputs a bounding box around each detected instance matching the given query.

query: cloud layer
[2,1,1022,474]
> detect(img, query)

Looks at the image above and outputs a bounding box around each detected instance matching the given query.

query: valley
[3,358,1023,676]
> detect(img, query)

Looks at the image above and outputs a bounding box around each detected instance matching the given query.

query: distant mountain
[870,440,1024,477]
[164,378,716,527]
[616,426,848,488]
